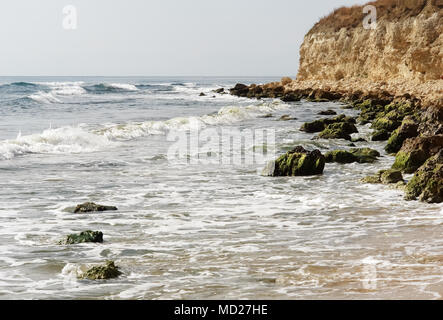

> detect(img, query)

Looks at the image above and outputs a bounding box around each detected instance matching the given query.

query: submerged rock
[74,202,118,214]
[264,146,325,176]
[213,88,225,94]
[362,169,404,184]
[405,150,443,203]
[325,148,380,164]
[60,231,103,245]
[80,261,122,280]
[392,135,443,173]
[278,114,297,121]
[318,109,337,116]
[380,170,404,184]
[351,137,367,143]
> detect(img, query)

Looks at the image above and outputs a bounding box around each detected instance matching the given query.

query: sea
[0,76,442,299]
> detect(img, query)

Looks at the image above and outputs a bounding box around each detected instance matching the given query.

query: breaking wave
[98,101,289,139]
[0,101,288,160]
[0,127,113,160]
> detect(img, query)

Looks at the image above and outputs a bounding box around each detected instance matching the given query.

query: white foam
[61,263,90,279]
[28,91,61,104]
[107,83,139,91]
[100,101,289,139]
[0,126,113,160]
[41,81,87,96]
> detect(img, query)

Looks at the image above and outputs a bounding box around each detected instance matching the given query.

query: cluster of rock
[80,261,122,280]
[263,146,325,177]
[73,202,118,213]
[361,170,404,185]
[300,114,358,141]
[235,76,442,203]
[325,148,380,164]
[404,150,443,203]
[60,202,122,280]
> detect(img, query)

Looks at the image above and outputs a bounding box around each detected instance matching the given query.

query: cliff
[297,0,443,82]
[229,0,443,203]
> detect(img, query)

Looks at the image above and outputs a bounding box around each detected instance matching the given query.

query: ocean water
[0,76,442,300]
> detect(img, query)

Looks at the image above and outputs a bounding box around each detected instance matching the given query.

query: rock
[318,109,337,115]
[199,92,206,96]
[419,105,443,136]
[80,261,122,280]
[361,174,382,184]
[362,169,403,184]
[300,115,355,133]
[74,202,118,214]
[325,150,357,163]
[317,122,358,141]
[380,170,404,184]
[259,113,273,118]
[351,137,367,143]
[325,148,380,164]
[278,114,297,121]
[281,93,301,102]
[385,116,419,154]
[300,119,328,133]
[405,150,443,203]
[60,231,103,245]
[392,135,443,173]
[371,117,401,132]
[280,77,293,86]
[371,129,391,141]
[350,148,381,163]
[264,146,325,176]
[230,83,249,97]
[213,88,225,94]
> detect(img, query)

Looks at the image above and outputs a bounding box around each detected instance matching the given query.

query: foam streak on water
[0,77,442,300]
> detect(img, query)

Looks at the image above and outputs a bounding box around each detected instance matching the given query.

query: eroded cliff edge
[229,0,443,203]
[298,0,442,82]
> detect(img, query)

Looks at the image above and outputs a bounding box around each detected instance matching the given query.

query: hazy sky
[0,0,368,76]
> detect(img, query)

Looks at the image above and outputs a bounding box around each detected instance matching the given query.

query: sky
[0,0,369,76]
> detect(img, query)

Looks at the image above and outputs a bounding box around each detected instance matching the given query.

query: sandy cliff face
[297,0,443,82]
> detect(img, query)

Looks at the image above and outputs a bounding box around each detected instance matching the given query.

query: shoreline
[229,77,442,203]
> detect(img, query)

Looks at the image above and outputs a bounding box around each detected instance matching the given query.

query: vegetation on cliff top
[311,0,439,33]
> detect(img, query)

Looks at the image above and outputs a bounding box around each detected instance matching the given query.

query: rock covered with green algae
[317,122,358,141]
[300,114,356,133]
[362,169,404,184]
[80,261,122,280]
[392,135,443,173]
[263,146,325,176]
[371,129,391,141]
[325,148,380,164]
[354,100,417,141]
[59,231,103,245]
[385,116,419,154]
[405,150,443,203]
[73,202,118,213]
